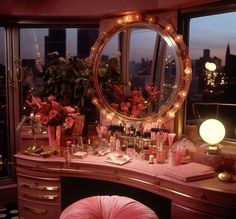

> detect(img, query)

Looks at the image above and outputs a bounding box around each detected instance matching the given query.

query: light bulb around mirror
[199,119,225,145]
[175,34,183,42]
[174,102,181,109]
[165,24,174,33]
[179,90,187,97]
[117,19,123,25]
[184,67,192,75]
[167,111,175,118]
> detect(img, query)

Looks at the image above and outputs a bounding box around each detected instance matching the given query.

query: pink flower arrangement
[26,95,77,128]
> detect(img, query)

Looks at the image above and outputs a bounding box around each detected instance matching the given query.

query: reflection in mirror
[91,14,192,125]
[98,26,178,118]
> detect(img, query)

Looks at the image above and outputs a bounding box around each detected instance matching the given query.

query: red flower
[48,95,56,102]
[111,103,119,109]
[64,106,75,113]
[132,105,140,117]
[51,101,61,111]
[113,84,124,101]
[26,95,77,127]
[121,102,131,112]
[49,109,59,120]
[145,85,159,103]
[109,85,158,117]
[40,115,49,125]
[65,117,75,128]
[137,103,144,111]
[131,90,145,104]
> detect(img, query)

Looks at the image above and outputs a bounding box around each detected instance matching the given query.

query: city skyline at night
[189,11,236,65]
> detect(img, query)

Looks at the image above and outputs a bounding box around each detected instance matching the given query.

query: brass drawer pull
[21,192,58,200]
[23,205,47,215]
[20,182,59,191]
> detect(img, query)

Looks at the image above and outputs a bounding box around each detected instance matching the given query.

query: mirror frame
[90,14,192,125]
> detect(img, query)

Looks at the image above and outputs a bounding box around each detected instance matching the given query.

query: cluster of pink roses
[26,95,76,128]
[111,84,159,117]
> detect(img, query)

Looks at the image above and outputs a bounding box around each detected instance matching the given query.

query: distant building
[224,43,236,101]
[193,49,224,100]
[77,29,98,58]
[45,29,66,65]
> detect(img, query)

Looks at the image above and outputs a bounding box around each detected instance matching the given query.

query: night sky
[189,11,236,65]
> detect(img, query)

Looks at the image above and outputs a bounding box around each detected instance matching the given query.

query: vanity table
[15,14,236,219]
[15,153,236,219]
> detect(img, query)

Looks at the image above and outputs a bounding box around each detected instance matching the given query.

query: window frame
[178,1,236,145]
[0,18,99,184]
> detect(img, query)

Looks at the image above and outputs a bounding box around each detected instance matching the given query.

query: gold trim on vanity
[15,154,236,218]
[20,182,59,191]
[21,192,58,200]
[33,166,233,209]
[22,205,47,215]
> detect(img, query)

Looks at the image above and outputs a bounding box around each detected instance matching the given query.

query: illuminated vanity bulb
[157,118,163,124]
[167,111,175,118]
[102,31,107,37]
[184,67,192,75]
[175,34,183,42]
[117,19,123,25]
[106,113,113,120]
[135,14,141,21]
[165,24,174,33]
[174,102,181,109]
[147,16,155,23]
[179,90,187,97]
[124,15,132,23]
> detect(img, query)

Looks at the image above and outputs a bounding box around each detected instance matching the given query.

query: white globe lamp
[199,119,225,155]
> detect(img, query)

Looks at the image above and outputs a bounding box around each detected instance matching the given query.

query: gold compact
[218,171,233,183]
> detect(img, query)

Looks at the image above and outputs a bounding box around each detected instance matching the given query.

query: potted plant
[41,52,94,114]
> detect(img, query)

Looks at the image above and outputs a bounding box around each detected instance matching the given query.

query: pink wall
[0,0,219,18]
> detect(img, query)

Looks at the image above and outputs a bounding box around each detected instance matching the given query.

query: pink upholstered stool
[60,195,159,219]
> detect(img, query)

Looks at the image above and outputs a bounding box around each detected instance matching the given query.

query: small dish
[106,153,132,165]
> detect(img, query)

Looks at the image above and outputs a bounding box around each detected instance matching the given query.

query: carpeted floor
[0,202,18,219]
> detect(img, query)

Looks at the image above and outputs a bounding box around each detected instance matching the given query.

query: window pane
[20,27,99,124]
[0,27,9,178]
[129,28,155,88]
[188,12,236,140]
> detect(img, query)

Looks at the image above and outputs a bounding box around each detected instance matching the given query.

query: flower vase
[72,114,85,136]
[48,125,62,147]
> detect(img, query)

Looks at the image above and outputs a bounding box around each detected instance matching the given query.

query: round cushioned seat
[60,195,159,219]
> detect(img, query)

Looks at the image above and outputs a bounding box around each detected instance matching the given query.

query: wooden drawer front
[171,202,227,219]
[19,198,61,219]
[18,175,60,204]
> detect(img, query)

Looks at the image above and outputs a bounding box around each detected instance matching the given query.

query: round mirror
[91,14,192,124]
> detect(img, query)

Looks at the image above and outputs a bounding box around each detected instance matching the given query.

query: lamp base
[206,145,221,155]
